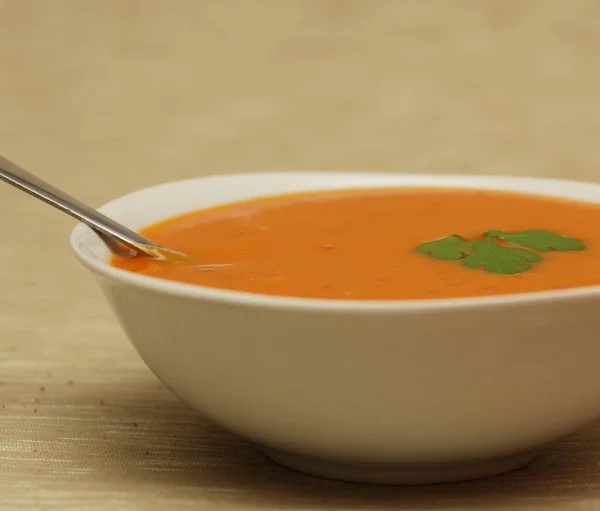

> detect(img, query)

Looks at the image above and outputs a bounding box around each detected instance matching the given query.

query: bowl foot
[261,447,537,485]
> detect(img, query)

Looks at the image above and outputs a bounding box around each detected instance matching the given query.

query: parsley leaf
[414,235,470,260]
[485,230,585,252]
[463,239,542,274]
[415,228,586,274]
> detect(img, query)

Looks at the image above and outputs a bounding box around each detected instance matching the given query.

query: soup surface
[111,187,600,300]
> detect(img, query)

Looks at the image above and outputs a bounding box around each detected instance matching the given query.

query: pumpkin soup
[111,188,600,300]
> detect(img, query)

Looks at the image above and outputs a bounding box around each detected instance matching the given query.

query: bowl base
[262,447,538,485]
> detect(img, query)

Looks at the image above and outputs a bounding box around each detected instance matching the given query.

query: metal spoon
[0,153,226,267]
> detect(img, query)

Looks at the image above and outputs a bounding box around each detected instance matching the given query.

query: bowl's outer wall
[95,274,600,464]
[73,172,600,464]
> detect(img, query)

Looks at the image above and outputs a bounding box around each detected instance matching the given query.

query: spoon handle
[0,154,160,249]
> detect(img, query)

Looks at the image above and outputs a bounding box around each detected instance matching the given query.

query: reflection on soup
[111,188,600,300]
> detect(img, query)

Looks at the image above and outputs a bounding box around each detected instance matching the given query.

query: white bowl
[71,172,600,485]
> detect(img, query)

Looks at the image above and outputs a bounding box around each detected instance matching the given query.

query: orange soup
[111,188,600,300]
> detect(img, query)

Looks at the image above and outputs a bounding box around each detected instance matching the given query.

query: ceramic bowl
[71,172,600,485]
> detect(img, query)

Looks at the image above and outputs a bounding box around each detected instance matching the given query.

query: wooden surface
[2,1,600,509]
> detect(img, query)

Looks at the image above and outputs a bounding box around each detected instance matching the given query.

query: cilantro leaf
[415,235,470,260]
[485,230,585,252]
[415,228,586,274]
[463,239,542,274]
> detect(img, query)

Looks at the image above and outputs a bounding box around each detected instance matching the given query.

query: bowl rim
[70,171,600,313]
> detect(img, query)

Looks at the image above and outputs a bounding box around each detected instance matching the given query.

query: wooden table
[2,1,600,509]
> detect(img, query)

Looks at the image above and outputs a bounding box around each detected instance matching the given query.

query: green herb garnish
[415,229,585,274]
